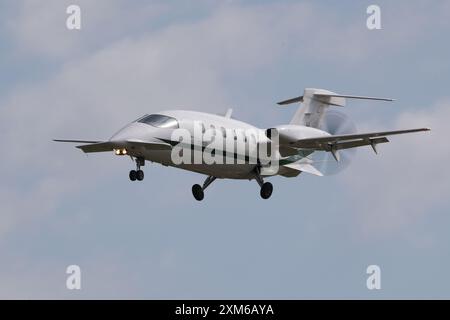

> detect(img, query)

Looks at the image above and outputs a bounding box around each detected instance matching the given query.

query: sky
[0,0,449,299]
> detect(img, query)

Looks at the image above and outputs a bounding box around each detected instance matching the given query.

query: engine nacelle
[265,125,329,145]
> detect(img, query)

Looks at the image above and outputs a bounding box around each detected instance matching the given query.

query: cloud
[6,0,170,59]
[0,252,144,299]
[340,99,449,243]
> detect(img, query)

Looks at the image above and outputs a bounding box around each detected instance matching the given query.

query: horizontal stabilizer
[277,96,304,105]
[277,93,393,107]
[313,93,394,102]
[282,88,396,127]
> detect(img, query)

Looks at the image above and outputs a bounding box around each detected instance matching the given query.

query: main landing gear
[192,176,216,201]
[254,166,273,199]
[191,168,273,201]
[129,157,145,181]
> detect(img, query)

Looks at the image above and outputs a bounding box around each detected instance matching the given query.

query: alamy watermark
[66,5,81,30]
[66,265,81,290]
[367,5,382,30]
[170,123,280,172]
[366,265,381,290]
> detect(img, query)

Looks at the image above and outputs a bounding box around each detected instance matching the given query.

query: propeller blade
[314,110,357,175]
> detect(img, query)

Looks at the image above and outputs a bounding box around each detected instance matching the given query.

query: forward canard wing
[53,139,172,153]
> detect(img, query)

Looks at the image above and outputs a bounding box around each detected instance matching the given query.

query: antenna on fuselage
[224,108,233,118]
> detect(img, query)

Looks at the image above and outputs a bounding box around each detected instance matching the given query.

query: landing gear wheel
[192,184,204,201]
[136,170,144,181]
[129,170,137,181]
[260,182,273,199]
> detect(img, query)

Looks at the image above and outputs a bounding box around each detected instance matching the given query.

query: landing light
[114,149,127,155]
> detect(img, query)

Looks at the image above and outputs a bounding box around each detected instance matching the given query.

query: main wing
[289,127,430,159]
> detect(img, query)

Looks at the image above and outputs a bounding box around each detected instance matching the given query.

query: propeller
[312,110,357,176]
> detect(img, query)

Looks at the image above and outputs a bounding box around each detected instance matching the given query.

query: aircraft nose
[109,122,157,142]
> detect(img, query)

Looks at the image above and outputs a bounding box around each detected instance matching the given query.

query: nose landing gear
[129,157,145,181]
[129,169,144,181]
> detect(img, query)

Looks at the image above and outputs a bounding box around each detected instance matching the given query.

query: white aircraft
[55,88,430,201]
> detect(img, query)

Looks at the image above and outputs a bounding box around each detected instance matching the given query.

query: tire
[136,170,144,181]
[129,170,137,181]
[260,182,273,199]
[192,184,204,201]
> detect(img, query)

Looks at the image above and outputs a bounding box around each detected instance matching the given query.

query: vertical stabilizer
[289,88,343,127]
[277,88,393,128]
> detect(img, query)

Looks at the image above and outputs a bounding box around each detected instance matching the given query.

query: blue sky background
[0,0,449,298]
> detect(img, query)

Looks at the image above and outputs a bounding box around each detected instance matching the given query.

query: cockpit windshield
[138,114,179,129]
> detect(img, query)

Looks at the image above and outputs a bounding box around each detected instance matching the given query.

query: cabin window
[221,127,226,137]
[250,133,256,144]
[210,124,216,136]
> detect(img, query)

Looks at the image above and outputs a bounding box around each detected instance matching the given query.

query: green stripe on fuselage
[279,150,315,166]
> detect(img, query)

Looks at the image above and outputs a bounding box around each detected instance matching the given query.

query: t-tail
[277,88,394,128]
